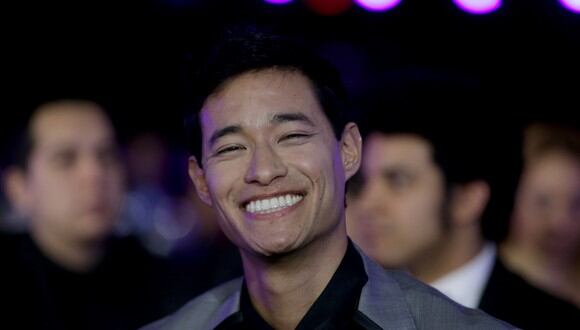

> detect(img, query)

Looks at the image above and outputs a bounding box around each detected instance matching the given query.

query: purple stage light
[354,0,401,12]
[559,0,580,13]
[453,0,501,15]
[264,0,293,5]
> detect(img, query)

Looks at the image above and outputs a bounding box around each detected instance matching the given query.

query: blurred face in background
[512,150,580,259]
[347,133,448,269]
[16,101,125,244]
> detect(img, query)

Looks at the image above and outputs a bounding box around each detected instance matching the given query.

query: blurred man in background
[501,123,580,307]
[347,88,580,329]
[1,99,167,329]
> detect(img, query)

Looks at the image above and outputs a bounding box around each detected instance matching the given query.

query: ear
[449,181,490,227]
[3,167,33,218]
[340,122,363,181]
[188,156,213,207]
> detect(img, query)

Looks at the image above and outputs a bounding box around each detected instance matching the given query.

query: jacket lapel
[357,247,417,329]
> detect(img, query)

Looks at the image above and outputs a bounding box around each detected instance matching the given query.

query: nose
[244,143,288,185]
[77,154,107,185]
[78,150,121,190]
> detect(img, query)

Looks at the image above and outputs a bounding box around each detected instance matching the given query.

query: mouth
[241,192,305,215]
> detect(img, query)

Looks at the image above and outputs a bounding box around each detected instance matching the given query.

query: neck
[412,226,485,283]
[31,226,106,273]
[240,228,348,330]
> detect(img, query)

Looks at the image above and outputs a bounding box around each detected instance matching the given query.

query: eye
[215,145,245,156]
[279,133,312,142]
[383,170,412,189]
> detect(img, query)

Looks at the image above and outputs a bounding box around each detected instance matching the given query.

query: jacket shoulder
[356,246,515,330]
[140,277,243,330]
[388,270,515,329]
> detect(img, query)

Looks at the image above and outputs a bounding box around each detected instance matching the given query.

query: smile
[244,194,304,215]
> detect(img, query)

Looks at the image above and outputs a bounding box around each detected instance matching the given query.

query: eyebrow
[209,125,242,147]
[271,112,316,127]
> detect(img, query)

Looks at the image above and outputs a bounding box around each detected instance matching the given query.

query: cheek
[287,148,328,182]
[559,216,580,239]
[403,209,441,240]
[514,200,548,234]
[205,164,240,203]
[105,172,125,198]
[296,144,341,184]
[403,189,442,222]
[565,229,580,248]
[512,214,549,248]
[32,173,71,202]
[398,191,444,238]
[30,184,73,222]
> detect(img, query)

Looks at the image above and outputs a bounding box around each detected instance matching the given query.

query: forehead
[199,70,329,133]
[31,103,114,150]
[525,151,580,189]
[363,133,435,174]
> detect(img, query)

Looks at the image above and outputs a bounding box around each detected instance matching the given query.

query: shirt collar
[430,243,496,308]
[238,239,368,329]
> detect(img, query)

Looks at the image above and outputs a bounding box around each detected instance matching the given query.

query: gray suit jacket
[143,249,513,329]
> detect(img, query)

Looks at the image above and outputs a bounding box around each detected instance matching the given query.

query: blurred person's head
[185,31,361,260]
[4,99,125,271]
[347,85,518,280]
[510,123,580,261]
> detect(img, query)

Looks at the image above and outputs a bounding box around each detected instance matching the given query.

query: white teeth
[245,194,304,214]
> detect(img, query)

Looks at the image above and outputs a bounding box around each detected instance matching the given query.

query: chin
[252,237,302,258]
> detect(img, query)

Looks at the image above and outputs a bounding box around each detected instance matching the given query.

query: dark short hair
[184,31,349,163]
[358,82,522,242]
[523,122,580,162]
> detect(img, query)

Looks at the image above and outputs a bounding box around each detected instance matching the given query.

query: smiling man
[143,33,512,330]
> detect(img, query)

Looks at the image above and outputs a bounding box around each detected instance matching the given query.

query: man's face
[190,70,359,258]
[347,133,447,269]
[22,103,124,243]
[512,151,580,257]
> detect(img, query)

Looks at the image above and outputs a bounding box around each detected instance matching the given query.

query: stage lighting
[559,0,580,13]
[453,0,502,15]
[264,0,293,4]
[354,0,401,12]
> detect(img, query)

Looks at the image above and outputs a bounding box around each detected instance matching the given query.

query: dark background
[1,0,579,159]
